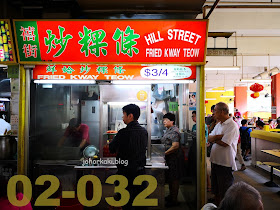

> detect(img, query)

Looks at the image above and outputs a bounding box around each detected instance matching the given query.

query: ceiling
[2,0,279,91]
[2,0,206,19]
[203,1,280,90]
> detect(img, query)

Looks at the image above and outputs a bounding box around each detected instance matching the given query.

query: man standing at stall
[109,104,148,210]
[208,102,239,206]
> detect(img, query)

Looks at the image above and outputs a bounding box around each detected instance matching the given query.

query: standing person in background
[209,112,220,133]
[248,117,257,127]
[276,118,280,129]
[240,119,252,162]
[191,111,211,191]
[268,119,276,129]
[206,105,216,130]
[255,120,265,130]
[232,116,246,171]
[208,102,239,206]
[235,116,242,127]
[234,109,242,127]
[162,113,184,207]
[191,111,209,142]
[234,109,241,118]
[0,111,11,135]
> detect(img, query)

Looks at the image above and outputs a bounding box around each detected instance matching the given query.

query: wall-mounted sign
[169,102,178,111]
[189,92,196,111]
[207,48,237,56]
[0,20,16,63]
[14,20,208,64]
[32,64,196,80]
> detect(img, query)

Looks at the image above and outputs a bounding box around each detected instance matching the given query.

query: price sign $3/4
[140,66,193,80]
[144,68,168,77]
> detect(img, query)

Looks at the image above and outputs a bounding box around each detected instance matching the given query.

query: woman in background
[162,113,184,207]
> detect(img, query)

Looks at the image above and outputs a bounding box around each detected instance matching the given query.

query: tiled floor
[161,158,280,210]
[233,159,280,210]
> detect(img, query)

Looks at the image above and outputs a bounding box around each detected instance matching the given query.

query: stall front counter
[74,157,168,209]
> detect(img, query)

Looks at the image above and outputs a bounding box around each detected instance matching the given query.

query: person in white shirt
[0,112,11,135]
[208,102,239,206]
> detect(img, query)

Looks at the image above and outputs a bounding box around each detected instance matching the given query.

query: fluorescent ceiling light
[34,80,96,84]
[220,95,235,98]
[42,84,53,89]
[205,98,217,100]
[205,67,240,71]
[239,79,272,83]
[0,98,10,101]
[0,64,8,68]
[206,90,226,92]
[111,80,194,85]
[107,102,147,106]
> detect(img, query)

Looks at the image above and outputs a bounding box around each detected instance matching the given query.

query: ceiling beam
[204,0,221,19]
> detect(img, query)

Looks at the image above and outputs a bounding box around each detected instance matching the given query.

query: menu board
[0,20,16,63]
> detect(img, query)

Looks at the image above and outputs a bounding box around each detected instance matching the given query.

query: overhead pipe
[203,4,280,18]
[204,0,221,19]
[205,1,280,5]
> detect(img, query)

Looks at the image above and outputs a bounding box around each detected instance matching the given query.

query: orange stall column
[234,86,247,118]
[271,74,280,119]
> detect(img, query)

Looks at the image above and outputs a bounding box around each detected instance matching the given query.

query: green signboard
[169,102,178,111]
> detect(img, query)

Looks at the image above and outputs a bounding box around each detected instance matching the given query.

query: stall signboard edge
[0,19,17,64]
[13,19,208,64]
[32,64,196,80]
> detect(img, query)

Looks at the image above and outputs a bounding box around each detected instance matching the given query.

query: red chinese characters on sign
[33,65,196,80]
[33,20,207,63]
[23,44,37,58]
[20,26,36,41]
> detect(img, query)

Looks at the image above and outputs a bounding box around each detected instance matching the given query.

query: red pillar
[234,86,247,117]
[271,74,280,119]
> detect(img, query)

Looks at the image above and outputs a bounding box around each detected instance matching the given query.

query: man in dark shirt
[205,105,216,126]
[109,104,148,210]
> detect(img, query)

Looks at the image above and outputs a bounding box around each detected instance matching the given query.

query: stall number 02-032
[7,175,158,207]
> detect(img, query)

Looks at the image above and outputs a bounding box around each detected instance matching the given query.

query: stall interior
[29,83,184,160]
[29,81,198,209]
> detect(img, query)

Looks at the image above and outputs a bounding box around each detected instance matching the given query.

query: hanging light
[250,92,259,99]
[249,83,264,92]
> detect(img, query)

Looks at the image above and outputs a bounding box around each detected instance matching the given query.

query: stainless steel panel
[81,100,100,147]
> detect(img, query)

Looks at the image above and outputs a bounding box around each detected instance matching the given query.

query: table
[261,150,280,189]
[261,150,280,158]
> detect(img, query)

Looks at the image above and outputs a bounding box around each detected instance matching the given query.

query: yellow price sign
[137,90,148,101]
